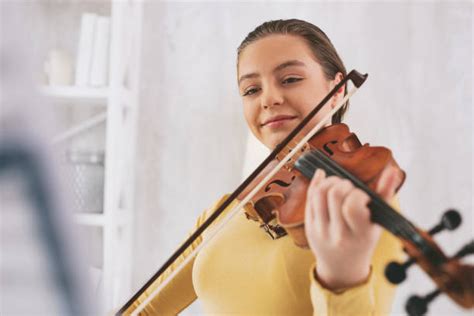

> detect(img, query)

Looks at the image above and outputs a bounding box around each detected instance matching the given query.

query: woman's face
[238,34,343,149]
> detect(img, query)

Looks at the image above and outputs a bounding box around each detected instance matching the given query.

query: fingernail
[314,168,325,182]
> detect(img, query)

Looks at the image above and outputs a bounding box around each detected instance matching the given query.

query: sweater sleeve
[309,196,405,316]
[121,195,229,316]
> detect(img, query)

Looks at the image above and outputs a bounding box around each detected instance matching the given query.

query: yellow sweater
[124,195,403,315]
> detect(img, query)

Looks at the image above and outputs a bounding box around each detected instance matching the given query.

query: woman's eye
[282,77,302,84]
[242,87,260,96]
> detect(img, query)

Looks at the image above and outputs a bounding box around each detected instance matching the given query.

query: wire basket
[65,150,105,213]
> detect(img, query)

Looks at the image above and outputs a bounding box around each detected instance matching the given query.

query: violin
[238,122,406,246]
[239,122,474,315]
[117,70,473,316]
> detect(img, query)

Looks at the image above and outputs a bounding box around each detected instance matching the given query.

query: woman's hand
[304,165,403,291]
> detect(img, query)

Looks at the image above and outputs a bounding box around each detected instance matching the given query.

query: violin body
[240,123,405,248]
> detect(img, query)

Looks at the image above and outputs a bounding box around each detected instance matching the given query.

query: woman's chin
[264,131,292,150]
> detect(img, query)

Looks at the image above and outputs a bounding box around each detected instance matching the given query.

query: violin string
[298,150,419,241]
[309,150,409,232]
[297,153,449,266]
[313,150,423,244]
[297,155,406,238]
[308,150,419,240]
[307,150,410,230]
[303,153,415,241]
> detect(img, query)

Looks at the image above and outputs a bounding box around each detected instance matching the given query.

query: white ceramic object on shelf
[44,49,74,86]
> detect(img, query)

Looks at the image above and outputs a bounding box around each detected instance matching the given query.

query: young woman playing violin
[120,19,406,316]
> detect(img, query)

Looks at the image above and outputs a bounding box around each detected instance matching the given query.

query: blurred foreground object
[1,2,96,315]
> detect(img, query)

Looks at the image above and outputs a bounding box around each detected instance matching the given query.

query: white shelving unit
[40,86,110,101]
[39,1,143,313]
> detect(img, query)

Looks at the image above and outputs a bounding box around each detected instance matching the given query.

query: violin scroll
[403,247,474,316]
[385,210,474,315]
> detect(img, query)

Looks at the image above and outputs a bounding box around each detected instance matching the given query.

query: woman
[123,19,404,315]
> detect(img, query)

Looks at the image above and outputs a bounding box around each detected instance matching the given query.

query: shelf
[74,211,129,227]
[35,2,143,311]
[74,213,105,226]
[40,85,109,102]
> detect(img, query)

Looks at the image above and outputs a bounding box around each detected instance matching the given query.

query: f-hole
[323,140,338,156]
[264,175,296,192]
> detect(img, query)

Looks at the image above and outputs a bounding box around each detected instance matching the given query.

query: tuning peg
[453,240,474,259]
[385,257,416,284]
[405,289,441,316]
[428,209,462,236]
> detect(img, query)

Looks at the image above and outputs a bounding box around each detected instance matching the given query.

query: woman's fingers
[306,169,329,235]
[307,170,354,237]
[307,166,399,238]
[339,166,401,236]
[327,179,353,237]
[304,166,391,290]
[341,188,372,234]
[376,165,403,202]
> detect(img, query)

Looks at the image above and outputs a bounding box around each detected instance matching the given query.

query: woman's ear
[330,72,345,108]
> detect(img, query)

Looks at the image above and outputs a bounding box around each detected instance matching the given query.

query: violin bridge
[260,223,288,240]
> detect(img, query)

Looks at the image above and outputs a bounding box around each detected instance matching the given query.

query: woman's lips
[261,115,297,128]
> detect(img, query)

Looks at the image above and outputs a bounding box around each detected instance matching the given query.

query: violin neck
[294,149,417,240]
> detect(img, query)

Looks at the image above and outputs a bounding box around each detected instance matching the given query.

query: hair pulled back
[237,19,348,124]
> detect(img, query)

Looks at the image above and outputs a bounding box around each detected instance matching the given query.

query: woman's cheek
[242,103,254,126]
[243,104,263,141]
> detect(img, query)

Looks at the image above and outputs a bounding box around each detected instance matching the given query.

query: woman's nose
[261,86,284,110]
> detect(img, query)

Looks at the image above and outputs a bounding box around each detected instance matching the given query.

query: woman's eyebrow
[238,72,259,85]
[238,60,306,85]
[273,60,306,72]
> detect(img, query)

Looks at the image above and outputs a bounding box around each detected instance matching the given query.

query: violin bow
[116,70,368,315]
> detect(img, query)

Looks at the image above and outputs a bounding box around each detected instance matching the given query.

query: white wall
[133,2,472,315]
